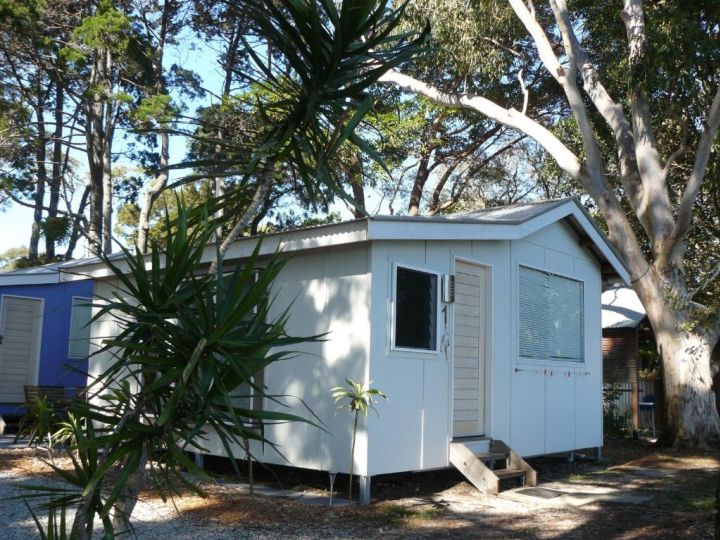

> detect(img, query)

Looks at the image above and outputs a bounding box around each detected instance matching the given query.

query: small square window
[394,266,438,351]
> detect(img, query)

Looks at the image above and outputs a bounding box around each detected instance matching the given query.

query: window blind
[519,267,583,362]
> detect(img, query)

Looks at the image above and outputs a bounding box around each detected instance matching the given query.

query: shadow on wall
[261,247,372,475]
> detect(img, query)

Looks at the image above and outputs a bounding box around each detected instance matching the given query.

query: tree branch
[208,161,275,275]
[546,0,657,243]
[665,86,720,267]
[380,42,649,282]
[378,69,585,181]
[620,0,674,248]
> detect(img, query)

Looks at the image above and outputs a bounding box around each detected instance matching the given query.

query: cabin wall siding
[0,279,94,405]
[509,221,603,456]
[86,215,609,477]
[90,245,373,476]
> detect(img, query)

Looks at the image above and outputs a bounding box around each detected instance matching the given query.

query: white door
[0,296,43,402]
[452,261,487,438]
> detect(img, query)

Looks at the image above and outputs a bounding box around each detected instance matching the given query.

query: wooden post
[194,452,204,469]
[631,381,639,436]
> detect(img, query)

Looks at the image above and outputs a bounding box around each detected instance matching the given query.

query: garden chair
[639,394,656,439]
[14,385,68,446]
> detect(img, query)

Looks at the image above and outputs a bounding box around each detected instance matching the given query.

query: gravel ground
[1,438,718,539]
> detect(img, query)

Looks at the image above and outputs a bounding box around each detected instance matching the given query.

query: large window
[393,266,438,351]
[68,297,93,359]
[519,266,584,362]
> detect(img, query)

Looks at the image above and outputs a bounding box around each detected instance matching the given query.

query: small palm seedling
[331,378,386,502]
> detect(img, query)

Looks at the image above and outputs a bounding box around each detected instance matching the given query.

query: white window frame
[390,263,442,354]
[68,296,94,359]
[518,265,585,364]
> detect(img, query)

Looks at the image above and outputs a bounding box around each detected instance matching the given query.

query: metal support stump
[359,475,371,505]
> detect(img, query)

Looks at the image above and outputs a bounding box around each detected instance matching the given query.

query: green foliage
[16,395,63,448]
[20,200,320,535]
[401,0,523,84]
[132,94,177,127]
[176,0,426,213]
[602,384,631,438]
[24,500,72,540]
[332,378,386,501]
[40,216,71,245]
[638,341,661,380]
[0,245,29,271]
[332,378,386,418]
[69,0,131,55]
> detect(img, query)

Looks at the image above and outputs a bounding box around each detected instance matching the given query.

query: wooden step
[449,439,537,496]
[475,452,507,463]
[494,468,526,480]
[452,436,490,454]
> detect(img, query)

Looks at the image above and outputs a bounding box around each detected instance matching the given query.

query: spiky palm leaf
[17,199,322,535]
[170,0,426,215]
[332,378,386,501]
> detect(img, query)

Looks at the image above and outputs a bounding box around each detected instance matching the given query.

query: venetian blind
[519,267,584,362]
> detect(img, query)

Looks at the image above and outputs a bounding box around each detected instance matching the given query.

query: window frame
[517,265,585,364]
[68,296,94,360]
[390,263,442,355]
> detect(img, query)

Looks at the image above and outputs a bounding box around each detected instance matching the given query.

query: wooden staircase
[449,438,537,495]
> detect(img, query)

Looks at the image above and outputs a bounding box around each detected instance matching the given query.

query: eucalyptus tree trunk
[407,115,442,216]
[102,129,113,254]
[213,21,244,243]
[208,160,275,275]
[64,185,90,260]
[634,271,720,446]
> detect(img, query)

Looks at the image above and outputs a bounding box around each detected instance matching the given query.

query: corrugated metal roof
[0,261,66,276]
[602,286,646,329]
[370,198,571,225]
[13,197,630,284]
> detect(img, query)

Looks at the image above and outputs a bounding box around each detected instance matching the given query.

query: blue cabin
[0,262,94,417]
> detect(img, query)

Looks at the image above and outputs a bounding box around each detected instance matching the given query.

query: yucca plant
[332,378,386,501]
[17,200,320,539]
[172,0,427,229]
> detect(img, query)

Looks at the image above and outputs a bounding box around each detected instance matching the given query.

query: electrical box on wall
[442,274,455,303]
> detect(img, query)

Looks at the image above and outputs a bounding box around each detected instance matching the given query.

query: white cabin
[78,198,629,501]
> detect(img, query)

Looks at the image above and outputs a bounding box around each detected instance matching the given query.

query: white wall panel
[509,369,545,455]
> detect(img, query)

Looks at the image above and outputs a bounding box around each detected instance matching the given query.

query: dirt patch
[2,438,718,538]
